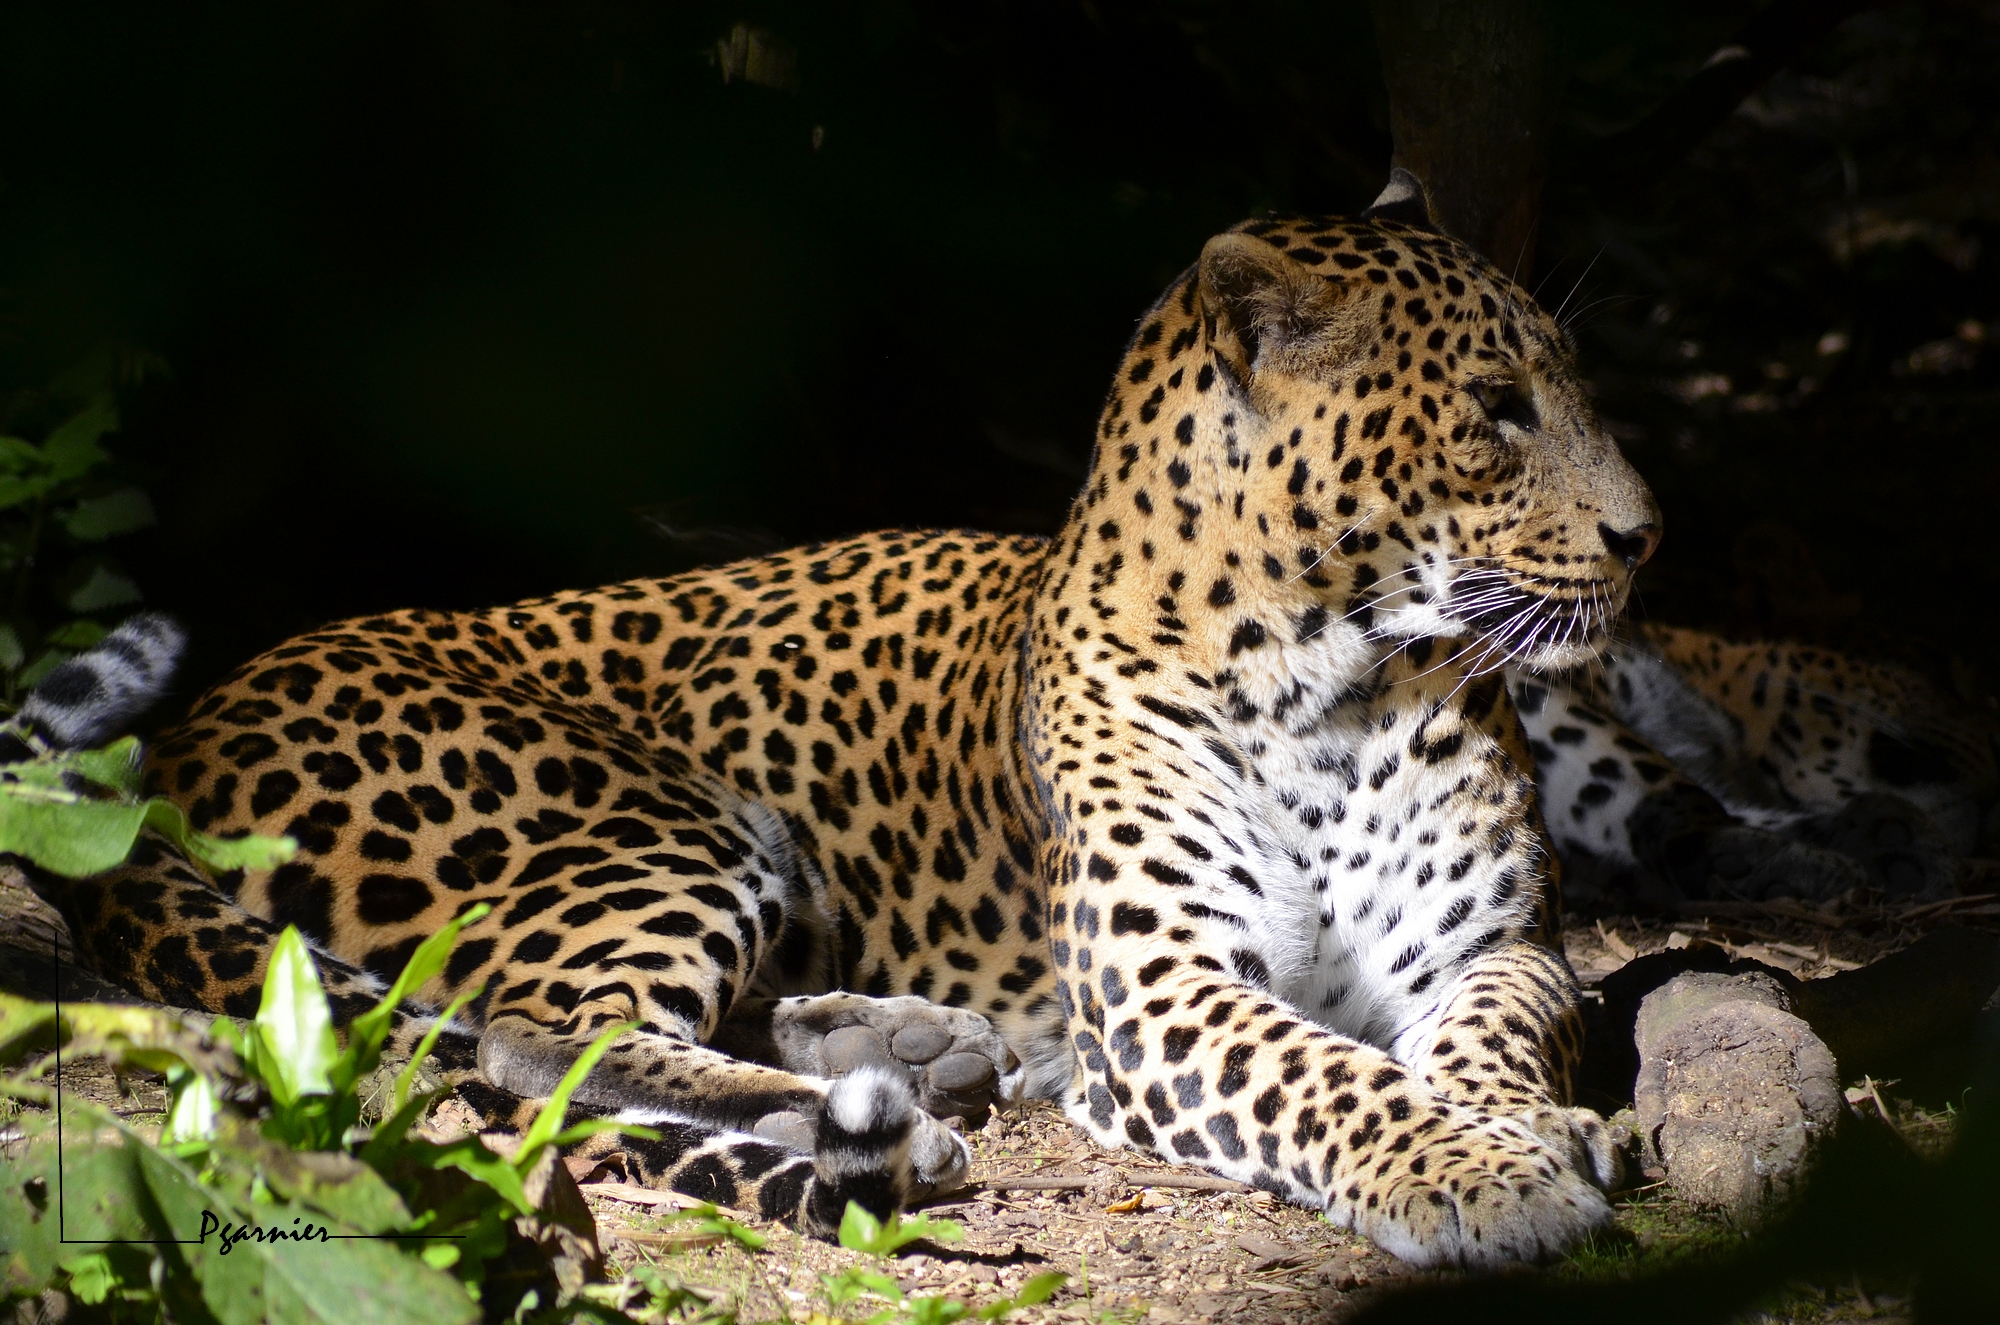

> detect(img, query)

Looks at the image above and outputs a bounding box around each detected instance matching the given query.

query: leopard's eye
[1468,378,1539,431]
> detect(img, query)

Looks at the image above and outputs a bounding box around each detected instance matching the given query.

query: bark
[1368,0,1563,269]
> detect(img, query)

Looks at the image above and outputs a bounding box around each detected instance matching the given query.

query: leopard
[24,169,1980,1268]
[1512,624,1997,908]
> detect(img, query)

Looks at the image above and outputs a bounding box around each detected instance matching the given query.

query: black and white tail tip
[18,612,187,750]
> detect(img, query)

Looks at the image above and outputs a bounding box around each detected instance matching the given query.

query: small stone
[927,1051,997,1092]
[891,1022,953,1064]
[1232,1235,1293,1263]
[823,1025,896,1073]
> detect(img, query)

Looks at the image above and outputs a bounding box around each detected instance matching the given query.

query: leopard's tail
[452,1063,923,1235]
[16,611,187,749]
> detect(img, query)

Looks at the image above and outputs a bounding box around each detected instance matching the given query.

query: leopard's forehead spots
[1234,213,1566,358]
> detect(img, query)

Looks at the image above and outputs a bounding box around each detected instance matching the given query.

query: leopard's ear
[1200,233,1360,394]
[1196,233,1352,390]
[1360,167,1437,231]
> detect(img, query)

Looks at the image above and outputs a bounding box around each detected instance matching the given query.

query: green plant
[0,732,297,879]
[0,903,657,1323]
[0,342,167,700]
[660,1202,769,1252]
[819,1203,1067,1325]
[577,1262,739,1325]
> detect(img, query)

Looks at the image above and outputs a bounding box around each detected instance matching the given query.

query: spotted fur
[38,180,1970,1265]
[1514,624,1995,903]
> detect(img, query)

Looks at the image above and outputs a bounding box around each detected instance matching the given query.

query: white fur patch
[825,1064,914,1133]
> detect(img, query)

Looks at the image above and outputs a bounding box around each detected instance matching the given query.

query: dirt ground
[5,872,1992,1325]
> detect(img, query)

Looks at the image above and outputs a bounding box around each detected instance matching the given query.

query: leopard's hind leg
[1509,670,1869,902]
[37,829,962,1235]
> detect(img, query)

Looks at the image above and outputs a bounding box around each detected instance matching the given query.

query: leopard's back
[141,530,1067,1074]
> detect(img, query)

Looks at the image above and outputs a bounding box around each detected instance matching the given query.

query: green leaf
[141,795,297,872]
[253,927,339,1107]
[0,992,246,1084]
[13,649,68,689]
[0,436,40,474]
[513,1019,636,1171]
[837,1201,959,1256]
[64,734,143,795]
[338,903,492,1095]
[231,1229,478,1325]
[41,398,116,483]
[852,1270,904,1302]
[391,983,482,1114]
[906,1294,972,1325]
[0,774,293,880]
[58,1251,119,1305]
[207,1118,413,1234]
[0,474,55,513]
[539,1117,660,1151]
[426,1135,535,1217]
[7,1095,474,1325]
[0,783,148,875]
[1010,1271,1068,1308]
[62,486,156,540]
[0,1121,153,1294]
[66,564,142,612]
[0,624,23,672]
[838,1200,884,1254]
[43,618,108,648]
[165,1064,220,1144]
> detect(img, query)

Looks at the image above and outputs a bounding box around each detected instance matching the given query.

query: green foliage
[663,1203,768,1252]
[0,907,657,1323]
[0,344,165,701]
[576,1262,729,1325]
[822,1203,1067,1325]
[0,732,298,879]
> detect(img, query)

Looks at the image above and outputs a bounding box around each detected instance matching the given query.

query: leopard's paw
[1664,825,1869,902]
[1335,1111,1612,1268]
[1517,1103,1625,1191]
[771,993,1022,1126]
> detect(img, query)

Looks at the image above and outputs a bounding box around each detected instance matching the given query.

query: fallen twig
[978,1173,1094,1191]
[606,1227,726,1250]
[976,1168,1254,1194]
[580,1180,752,1222]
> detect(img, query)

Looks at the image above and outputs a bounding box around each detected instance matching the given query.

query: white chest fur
[1202,636,1545,1052]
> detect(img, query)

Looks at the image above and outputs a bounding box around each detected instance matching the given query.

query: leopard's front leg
[1032,645,1616,1265]
[1056,952,1611,1267]
[1401,940,1623,1191]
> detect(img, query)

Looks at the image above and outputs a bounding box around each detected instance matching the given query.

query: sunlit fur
[1140,213,1661,680]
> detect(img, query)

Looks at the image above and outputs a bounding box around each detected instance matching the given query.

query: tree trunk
[1368,0,1562,272]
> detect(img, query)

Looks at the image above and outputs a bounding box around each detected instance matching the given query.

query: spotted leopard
[28,172,1978,1266]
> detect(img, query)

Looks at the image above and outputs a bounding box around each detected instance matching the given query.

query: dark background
[1,1,1996,702]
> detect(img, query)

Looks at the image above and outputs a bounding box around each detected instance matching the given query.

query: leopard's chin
[1443,567,1628,673]
[1506,631,1613,674]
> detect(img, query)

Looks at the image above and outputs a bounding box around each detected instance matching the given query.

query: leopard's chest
[1209,664,1541,1049]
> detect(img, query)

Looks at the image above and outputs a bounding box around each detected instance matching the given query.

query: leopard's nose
[1598,521,1660,570]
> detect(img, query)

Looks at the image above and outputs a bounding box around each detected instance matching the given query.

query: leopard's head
[1161,172,1659,670]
